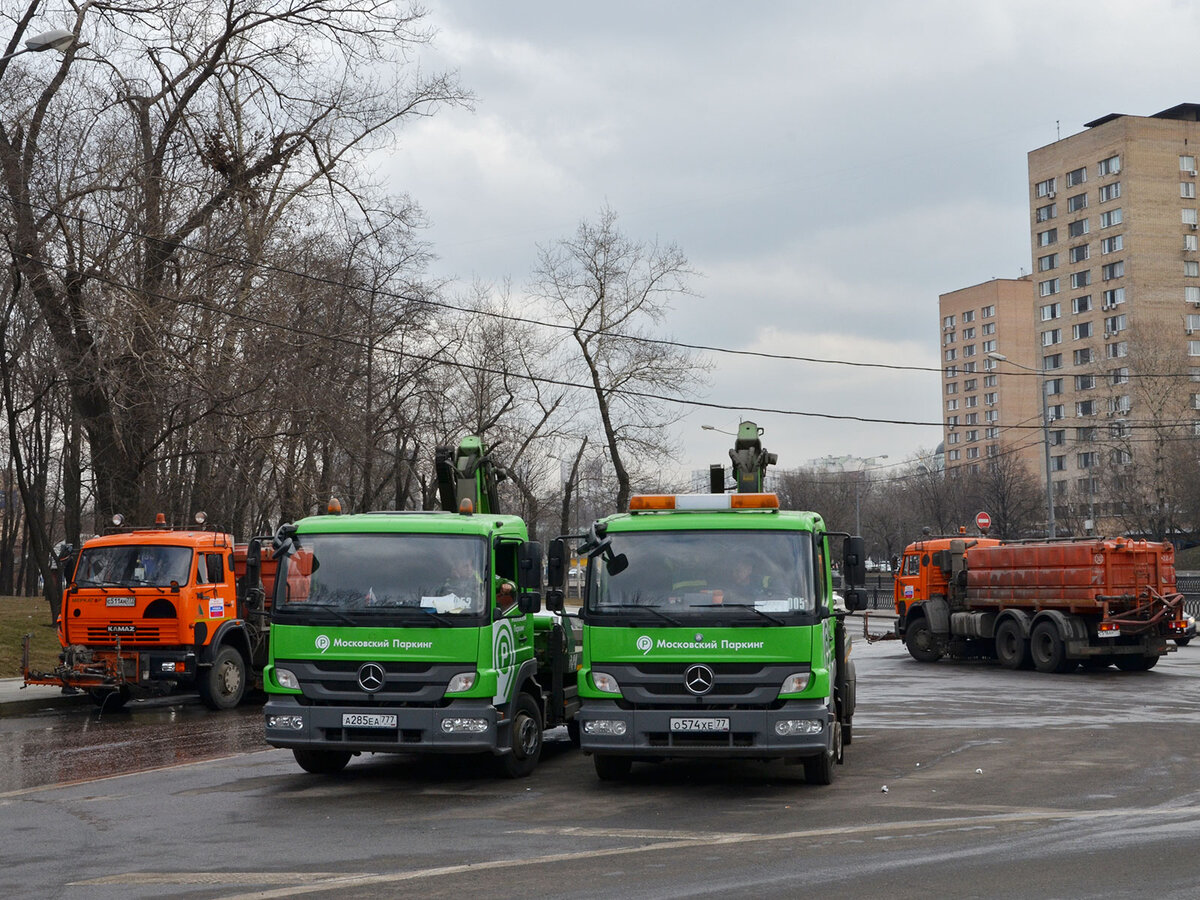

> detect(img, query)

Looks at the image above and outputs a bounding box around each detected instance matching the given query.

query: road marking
[73,804,1200,898]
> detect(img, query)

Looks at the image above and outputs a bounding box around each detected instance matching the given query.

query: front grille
[281,659,466,705]
[81,625,167,645]
[647,732,756,748]
[322,727,424,744]
[600,662,806,709]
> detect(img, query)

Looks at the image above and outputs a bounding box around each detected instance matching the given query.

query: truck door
[197,551,235,626]
[894,552,922,611]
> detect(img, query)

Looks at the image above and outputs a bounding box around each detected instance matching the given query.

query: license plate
[670,717,730,733]
[106,597,135,607]
[342,713,397,728]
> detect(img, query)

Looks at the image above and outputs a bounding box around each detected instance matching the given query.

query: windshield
[275,533,489,623]
[587,529,817,622]
[75,544,194,588]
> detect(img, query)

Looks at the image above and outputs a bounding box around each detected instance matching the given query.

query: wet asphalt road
[4,637,1200,899]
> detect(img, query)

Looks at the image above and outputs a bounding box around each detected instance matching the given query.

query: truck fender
[921,597,951,637]
[1032,610,1088,644]
[503,659,543,719]
[199,620,250,666]
[995,609,1033,638]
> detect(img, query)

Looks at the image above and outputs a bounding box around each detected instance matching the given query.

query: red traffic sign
[975,511,991,532]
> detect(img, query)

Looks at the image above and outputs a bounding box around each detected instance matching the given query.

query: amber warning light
[629,493,779,512]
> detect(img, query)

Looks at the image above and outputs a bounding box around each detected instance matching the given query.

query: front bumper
[576,699,832,759]
[263,696,508,755]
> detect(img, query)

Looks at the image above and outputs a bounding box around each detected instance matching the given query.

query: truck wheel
[904,617,943,663]
[1030,622,1074,674]
[1175,637,1191,647]
[293,747,352,774]
[994,620,1029,670]
[567,718,581,747]
[803,723,840,785]
[1115,655,1159,672]
[198,645,246,710]
[594,754,632,780]
[500,693,543,778]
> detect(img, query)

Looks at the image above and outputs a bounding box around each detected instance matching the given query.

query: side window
[814,540,827,607]
[904,554,920,576]
[494,543,518,582]
[205,553,225,585]
[196,554,209,584]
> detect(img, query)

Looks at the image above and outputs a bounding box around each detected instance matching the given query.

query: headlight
[275,668,299,690]
[591,671,621,694]
[775,719,823,736]
[582,719,627,736]
[446,672,477,693]
[779,672,810,694]
[267,714,304,730]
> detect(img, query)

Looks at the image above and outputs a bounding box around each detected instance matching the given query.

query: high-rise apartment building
[1024,103,1200,529]
[939,277,1039,474]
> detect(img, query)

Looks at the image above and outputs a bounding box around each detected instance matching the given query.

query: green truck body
[262,440,578,777]
[565,492,863,783]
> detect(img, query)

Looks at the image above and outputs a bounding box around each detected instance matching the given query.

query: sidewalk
[0,677,89,717]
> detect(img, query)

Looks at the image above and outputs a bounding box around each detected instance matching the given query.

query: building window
[1039,278,1060,297]
[1183,155,1197,173]
[1106,341,1128,359]
[980,357,993,372]
[947,415,959,426]
[1099,182,1121,202]
[1067,193,1088,213]
[1047,404,1064,422]
[1046,377,1063,395]
[1069,244,1090,263]
[1101,260,1124,280]
[964,378,977,391]
[1099,155,1121,176]
[1073,322,1092,340]
[985,412,998,425]
[1188,286,1200,304]
[1038,253,1058,271]
[1066,167,1087,187]
[1040,302,1061,320]
[1101,208,1123,227]
[947,449,961,461]
[1185,208,1199,226]
[984,391,997,405]
[963,362,976,373]
[1074,348,1093,365]
[1077,452,1099,469]
[1189,314,1200,332]
[1036,203,1057,223]
[1041,329,1062,347]
[945,382,958,395]
[962,344,977,357]
[984,374,997,387]
[1068,219,1089,238]
[982,339,996,352]
[965,429,978,442]
[982,322,995,335]
[1049,429,1066,446]
[1103,287,1125,308]
[962,326,975,340]
[1038,228,1058,246]
[1072,295,1092,314]
[1075,374,1095,390]
[981,305,995,318]
[1051,455,1066,472]
[943,314,956,328]
[1043,353,1063,370]
[965,395,978,408]
[962,310,975,323]
[1109,395,1131,415]
[1076,399,1098,417]
[1188,260,1200,278]
[1184,182,1197,199]
[1100,234,1123,254]
[1186,234,1198,252]
[1109,367,1129,384]
[945,348,957,361]
[1070,270,1091,288]
[966,447,980,460]
[1103,314,1127,334]
[947,398,959,411]
[985,423,999,435]
[1036,177,1057,198]
[944,332,956,346]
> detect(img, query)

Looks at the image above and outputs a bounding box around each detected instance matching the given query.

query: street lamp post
[0,28,75,64]
[854,455,887,536]
[987,351,1056,538]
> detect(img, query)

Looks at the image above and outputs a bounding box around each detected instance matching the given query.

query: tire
[904,617,943,663]
[500,693,543,778]
[293,747,352,774]
[567,718,581,747]
[594,754,633,781]
[803,722,841,785]
[88,686,131,710]
[842,719,853,746]
[994,619,1029,670]
[198,645,247,710]
[1030,621,1074,674]
[1175,637,1191,647]
[1115,654,1160,672]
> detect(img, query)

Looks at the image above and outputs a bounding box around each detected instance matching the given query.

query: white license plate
[670,717,730,733]
[342,713,397,728]
[106,596,135,607]
[1097,629,1120,639]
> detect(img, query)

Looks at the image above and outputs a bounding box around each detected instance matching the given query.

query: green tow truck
[263,437,579,777]
[548,423,868,783]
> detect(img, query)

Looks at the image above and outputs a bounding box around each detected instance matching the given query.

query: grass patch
[0,596,61,678]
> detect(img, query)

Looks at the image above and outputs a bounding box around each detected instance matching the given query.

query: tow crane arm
[435,436,507,515]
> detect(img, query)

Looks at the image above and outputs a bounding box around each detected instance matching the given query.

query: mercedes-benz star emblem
[683,664,714,696]
[357,662,386,693]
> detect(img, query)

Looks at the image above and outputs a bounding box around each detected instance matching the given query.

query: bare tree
[530,206,709,513]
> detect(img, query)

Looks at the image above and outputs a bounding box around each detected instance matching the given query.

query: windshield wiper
[599,603,682,626]
[280,603,358,626]
[357,606,457,627]
[718,603,787,626]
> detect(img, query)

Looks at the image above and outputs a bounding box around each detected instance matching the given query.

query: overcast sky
[386,0,1199,482]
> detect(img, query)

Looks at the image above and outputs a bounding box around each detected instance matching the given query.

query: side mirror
[517,592,541,615]
[517,541,543,592]
[546,539,566,589]
[842,588,869,612]
[842,536,867,587]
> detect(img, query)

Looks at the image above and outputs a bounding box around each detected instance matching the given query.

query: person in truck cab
[723,558,765,602]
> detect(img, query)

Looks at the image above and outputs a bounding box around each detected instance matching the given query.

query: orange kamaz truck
[893,534,1187,672]
[23,513,276,709]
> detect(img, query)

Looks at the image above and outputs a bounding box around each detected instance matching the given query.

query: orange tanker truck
[23,513,276,709]
[893,534,1187,672]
